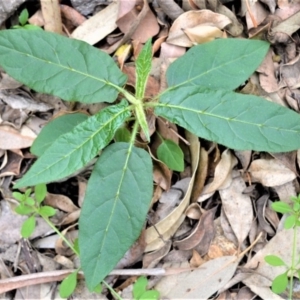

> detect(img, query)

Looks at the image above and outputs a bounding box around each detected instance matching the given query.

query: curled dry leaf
[173,205,217,253]
[167,10,231,47]
[44,193,78,213]
[200,149,237,197]
[279,55,300,89]
[143,240,172,268]
[145,133,200,252]
[249,158,296,186]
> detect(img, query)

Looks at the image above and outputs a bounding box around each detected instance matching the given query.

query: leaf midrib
[156,103,300,133]
[158,47,265,98]
[7,47,122,91]
[18,106,131,184]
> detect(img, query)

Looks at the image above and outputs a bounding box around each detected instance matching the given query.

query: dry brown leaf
[41,0,62,34]
[173,206,217,253]
[143,241,171,268]
[60,4,86,27]
[155,256,239,299]
[0,150,23,177]
[0,125,35,150]
[279,55,300,89]
[269,11,300,43]
[145,133,200,252]
[249,158,296,186]
[153,161,172,191]
[206,0,243,36]
[219,173,253,245]
[71,1,119,45]
[167,10,231,47]
[44,193,78,213]
[243,228,300,299]
[245,0,268,30]
[201,149,237,196]
[116,1,159,43]
[257,49,279,93]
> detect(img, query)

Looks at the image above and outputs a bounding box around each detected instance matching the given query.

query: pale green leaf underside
[0,30,127,103]
[155,87,300,152]
[79,142,153,290]
[135,39,152,99]
[166,39,269,90]
[31,113,88,156]
[15,100,131,188]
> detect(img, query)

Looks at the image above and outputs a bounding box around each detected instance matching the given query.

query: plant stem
[289,224,298,299]
[41,214,78,256]
[102,280,123,300]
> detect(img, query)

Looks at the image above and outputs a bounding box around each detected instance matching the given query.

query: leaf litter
[1,0,300,299]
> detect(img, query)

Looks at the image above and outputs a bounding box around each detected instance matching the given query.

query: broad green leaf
[271,272,288,294]
[135,39,152,99]
[155,87,300,152]
[271,202,293,214]
[39,206,56,217]
[21,216,36,238]
[31,113,88,156]
[35,183,47,203]
[265,255,286,267]
[157,139,184,172]
[79,142,153,290]
[133,276,148,299]
[166,39,269,90]
[15,101,131,188]
[59,270,78,298]
[0,30,127,103]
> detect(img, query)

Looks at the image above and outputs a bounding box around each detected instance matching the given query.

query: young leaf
[18,9,29,26]
[114,126,131,143]
[155,87,300,152]
[21,216,36,238]
[79,142,153,290]
[135,103,150,141]
[271,202,293,214]
[0,30,127,103]
[139,290,160,300]
[39,206,56,217]
[14,101,131,188]
[15,204,35,215]
[265,255,286,267]
[157,140,184,171]
[166,39,269,90]
[24,197,35,206]
[12,191,25,202]
[31,113,88,156]
[284,215,296,229]
[271,272,288,294]
[59,271,78,298]
[135,39,152,99]
[133,276,148,299]
[35,183,47,203]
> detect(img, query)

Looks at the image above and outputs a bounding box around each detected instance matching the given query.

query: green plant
[12,9,42,30]
[1,29,300,290]
[265,195,300,299]
[133,276,160,300]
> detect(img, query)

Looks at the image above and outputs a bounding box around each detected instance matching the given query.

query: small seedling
[133,276,160,300]
[2,29,300,291]
[265,195,300,299]
[12,9,42,30]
